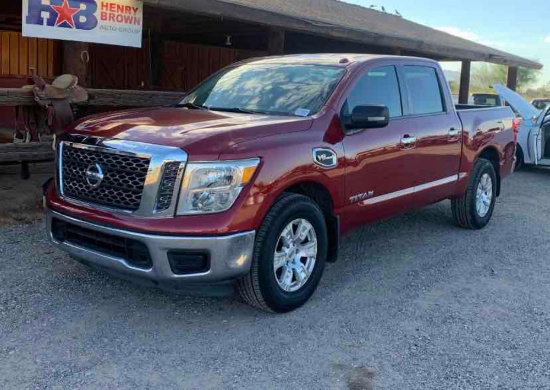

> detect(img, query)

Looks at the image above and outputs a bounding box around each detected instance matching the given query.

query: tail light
[512,118,522,143]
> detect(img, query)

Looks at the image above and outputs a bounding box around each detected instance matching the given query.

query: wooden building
[0,0,542,128]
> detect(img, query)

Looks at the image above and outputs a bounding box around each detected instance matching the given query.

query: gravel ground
[1,168,550,389]
[0,162,54,225]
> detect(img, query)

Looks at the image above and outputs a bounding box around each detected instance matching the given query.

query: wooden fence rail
[0,88,185,107]
[0,88,185,175]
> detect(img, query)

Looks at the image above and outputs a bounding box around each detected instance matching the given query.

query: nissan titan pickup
[45,55,516,312]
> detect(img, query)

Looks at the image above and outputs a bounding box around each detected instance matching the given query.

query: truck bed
[455,104,516,180]
[455,105,515,133]
[456,104,506,111]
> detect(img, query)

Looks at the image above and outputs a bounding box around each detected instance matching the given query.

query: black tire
[237,193,328,313]
[515,145,524,171]
[451,158,498,230]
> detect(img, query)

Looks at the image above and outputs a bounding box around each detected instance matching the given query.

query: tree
[448,80,459,95]
[470,63,540,93]
[521,83,550,101]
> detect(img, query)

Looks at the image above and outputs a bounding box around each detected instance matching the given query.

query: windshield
[473,94,501,106]
[181,64,346,117]
[532,100,550,111]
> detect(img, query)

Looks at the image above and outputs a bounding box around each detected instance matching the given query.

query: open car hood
[493,84,541,125]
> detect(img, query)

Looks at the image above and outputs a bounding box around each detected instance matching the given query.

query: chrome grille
[155,162,182,212]
[61,144,151,211]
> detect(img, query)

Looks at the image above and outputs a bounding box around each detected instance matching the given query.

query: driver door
[535,125,550,165]
[341,65,416,227]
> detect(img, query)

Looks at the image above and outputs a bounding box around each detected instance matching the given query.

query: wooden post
[20,161,30,180]
[268,28,285,55]
[150,33,162,88]
[62,41,90,87]
[459,60,471,105]
[507,66,518,91]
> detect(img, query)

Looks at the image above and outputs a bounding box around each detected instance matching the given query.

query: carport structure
[139,0,541,102]
[4,0,540,176]
[0,0,543,102]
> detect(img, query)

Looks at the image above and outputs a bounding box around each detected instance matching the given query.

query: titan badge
[350,191,375,204]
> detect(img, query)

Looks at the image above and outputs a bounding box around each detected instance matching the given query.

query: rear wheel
[237,194,328,313]
[451,158,497,230]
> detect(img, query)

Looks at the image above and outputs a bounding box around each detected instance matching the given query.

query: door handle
[449,127,461,137]
[401,135,417,147]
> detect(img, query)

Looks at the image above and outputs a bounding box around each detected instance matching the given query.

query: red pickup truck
[46,55,516,313]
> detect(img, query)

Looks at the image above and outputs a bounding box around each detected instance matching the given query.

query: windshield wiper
[175,102,207,110]
[208,107,268,115]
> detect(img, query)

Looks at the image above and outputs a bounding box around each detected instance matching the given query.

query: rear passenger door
[397,64,462,204]
[341,65,417,226]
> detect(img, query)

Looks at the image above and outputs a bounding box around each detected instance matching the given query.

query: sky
[345,0,550,86]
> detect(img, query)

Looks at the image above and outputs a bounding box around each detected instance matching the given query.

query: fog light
[168,251,210,275]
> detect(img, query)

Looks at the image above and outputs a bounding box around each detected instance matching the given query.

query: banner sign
[22,0,143,48]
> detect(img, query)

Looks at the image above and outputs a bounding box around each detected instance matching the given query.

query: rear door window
[343,66,403,118]
[402,66,445,115]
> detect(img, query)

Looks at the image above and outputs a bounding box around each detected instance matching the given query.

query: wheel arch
[515,143,524,170]
[276,181,340,263]
[478,146,502,196]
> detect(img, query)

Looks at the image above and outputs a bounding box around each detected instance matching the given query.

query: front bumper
[46,209,256,290]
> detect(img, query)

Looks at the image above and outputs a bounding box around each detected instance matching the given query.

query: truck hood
[493,84,541,125]
[70,107,314,158]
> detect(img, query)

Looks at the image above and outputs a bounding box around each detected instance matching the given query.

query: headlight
[176,159,260,215]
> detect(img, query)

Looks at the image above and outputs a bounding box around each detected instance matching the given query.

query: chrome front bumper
[46,210,256,288]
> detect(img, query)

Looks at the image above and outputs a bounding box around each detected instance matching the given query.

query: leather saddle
[15,74,88,142]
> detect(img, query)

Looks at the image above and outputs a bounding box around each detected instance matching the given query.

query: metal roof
[146,0,542,69]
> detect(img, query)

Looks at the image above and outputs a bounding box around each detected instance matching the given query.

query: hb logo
[26,0,98,30]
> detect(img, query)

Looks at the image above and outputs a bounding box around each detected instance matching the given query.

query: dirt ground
[0,162,54,225]
[1,168,550,389]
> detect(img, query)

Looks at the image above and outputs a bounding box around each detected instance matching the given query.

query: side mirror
[347,105,390,129]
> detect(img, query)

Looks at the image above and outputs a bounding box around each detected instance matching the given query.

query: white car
[494,85,550,169]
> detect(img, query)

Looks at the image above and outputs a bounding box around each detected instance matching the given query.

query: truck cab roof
[239,54,439,68]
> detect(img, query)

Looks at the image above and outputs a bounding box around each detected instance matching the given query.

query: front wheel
[237,194,328,313]
[451,158,497,230]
